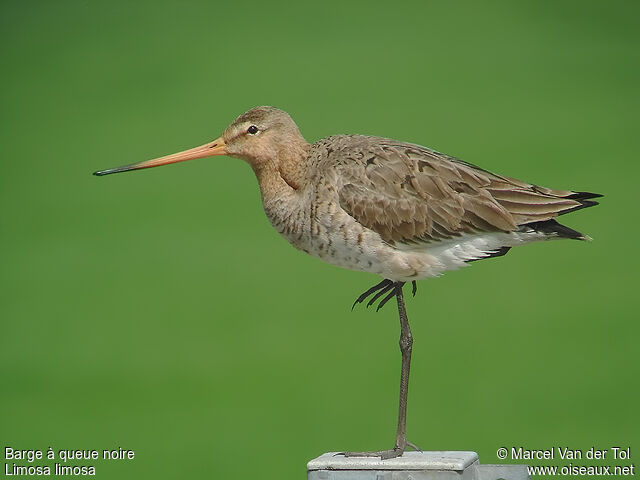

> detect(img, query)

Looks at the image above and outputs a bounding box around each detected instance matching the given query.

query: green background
[1,1,638,478]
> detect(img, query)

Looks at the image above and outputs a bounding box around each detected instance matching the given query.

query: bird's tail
[558,191,603,215]
[521,191,602,241]
[521,219,591,241]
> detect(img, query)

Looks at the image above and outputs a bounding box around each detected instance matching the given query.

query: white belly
[264,194,547,282]
[294,218,547,282]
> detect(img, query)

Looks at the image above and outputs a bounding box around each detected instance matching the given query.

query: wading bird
[94,106,600,459]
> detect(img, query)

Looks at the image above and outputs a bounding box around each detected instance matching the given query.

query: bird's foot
[407,440,422,452]
[352,279,405,311]
[343,447,404,460]
[338,441,421,460]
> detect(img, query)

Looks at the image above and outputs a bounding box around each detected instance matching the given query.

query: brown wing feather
[333,137,584,245]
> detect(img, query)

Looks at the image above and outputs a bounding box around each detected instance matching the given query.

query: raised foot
[352,279,402,312]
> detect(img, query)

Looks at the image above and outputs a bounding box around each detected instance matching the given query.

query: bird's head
[222,106,307,170]
[93,106,307,176]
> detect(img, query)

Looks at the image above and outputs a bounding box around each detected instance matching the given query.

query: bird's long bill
[93,137,227,176]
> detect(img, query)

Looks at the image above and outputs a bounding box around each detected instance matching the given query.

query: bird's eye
[247,125,259,135]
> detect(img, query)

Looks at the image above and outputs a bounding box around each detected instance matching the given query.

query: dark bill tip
[92,164,140,176]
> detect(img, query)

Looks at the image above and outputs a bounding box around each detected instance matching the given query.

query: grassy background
[1,0,638,478]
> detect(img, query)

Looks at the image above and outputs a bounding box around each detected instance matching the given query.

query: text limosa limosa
[94,106,601,459]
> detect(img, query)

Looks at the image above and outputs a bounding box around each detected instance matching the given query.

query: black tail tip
[557,191,602,215]
[524,219,591,241]
[568,191,603,200]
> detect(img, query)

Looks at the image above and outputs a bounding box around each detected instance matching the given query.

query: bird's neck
[253,157,305,232]
[252,141,310,195]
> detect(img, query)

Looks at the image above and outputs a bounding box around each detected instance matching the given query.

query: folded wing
[334,137,598,245]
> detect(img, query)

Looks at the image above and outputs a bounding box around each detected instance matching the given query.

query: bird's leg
[344,281,416,460]
[393,282,412,456]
